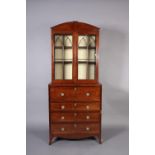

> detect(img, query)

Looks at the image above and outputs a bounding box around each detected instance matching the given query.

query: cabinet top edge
[48,83,102,87]
[50,21,100,31]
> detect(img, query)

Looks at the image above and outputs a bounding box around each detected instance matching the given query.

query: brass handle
[86,127,90,131]
[74,87,77,91]
[86,105,90,110]
[74,124,77,128]
[60,92,64,96]
[86,115,90,120]
[61,116,64,120]
[61,127,65,131]
[74,113,77,116]
[61,105,65,110]
[74,103,77,107]
[86,92,90,96]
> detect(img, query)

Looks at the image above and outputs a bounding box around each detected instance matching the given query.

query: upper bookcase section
[51,21,100,33]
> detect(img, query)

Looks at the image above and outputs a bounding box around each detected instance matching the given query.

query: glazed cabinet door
[53,34,74,83]
[77,34,98,83]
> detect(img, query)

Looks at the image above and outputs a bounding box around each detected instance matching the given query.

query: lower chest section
[49,85,102,137]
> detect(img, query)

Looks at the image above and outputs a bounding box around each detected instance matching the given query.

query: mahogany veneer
[48,21,102,144]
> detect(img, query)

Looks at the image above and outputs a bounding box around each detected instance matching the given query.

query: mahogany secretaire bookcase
[48,21,102,144]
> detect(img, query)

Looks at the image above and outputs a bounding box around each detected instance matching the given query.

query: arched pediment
[51,21,99,32]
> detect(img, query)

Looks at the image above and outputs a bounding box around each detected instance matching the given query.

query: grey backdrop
[27,0,129,155]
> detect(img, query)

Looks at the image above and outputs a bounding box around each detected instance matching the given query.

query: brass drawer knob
[61,127,65,131]
[86,105,90,110]
[61,116,64,120]
[74,113,77,116]
[74,87,77,91]
[74,103,77,107]
[61,105,65,110]
[86,127,90,131]
[60,92,64,96]
[86,115,90,120]
[86,92,90,96]
[74,124,77,128]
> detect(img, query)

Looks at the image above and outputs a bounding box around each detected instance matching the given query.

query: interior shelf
[54,60,73,63]
[78,61,96,64]
[78,46,96,49]
[55,46,72,49]
[78,59,96,63]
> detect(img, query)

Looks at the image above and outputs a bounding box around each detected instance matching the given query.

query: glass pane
[88,64,95,79]
[64,63,72,79]
[89,36,96,47]
[78,49,88,60]
[54,34,73,80]
[64,35,72,46]
[55,63,63,79]
[78,35,88,47]
[78,63,87,79]
[89,49,96,62]
[64,49,72,61]
[78,35,96,80]
[55,49,63,60]
[55,35,63,46]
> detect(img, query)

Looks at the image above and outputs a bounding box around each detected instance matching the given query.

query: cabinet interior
[54,34,96,80]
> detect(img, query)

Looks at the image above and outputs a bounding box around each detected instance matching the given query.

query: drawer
[51,123,99,134]
[50,102,100,111]
[76,112,100,122]
[49,86,101,102]
[50,112,100,122]
[51,112,75,122]
[50,87,75,101]
[75,87,100,101]
[50,102,74,111]
[75,102,100,111]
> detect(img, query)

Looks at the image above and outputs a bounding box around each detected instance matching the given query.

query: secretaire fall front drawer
[49,86,101,102]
